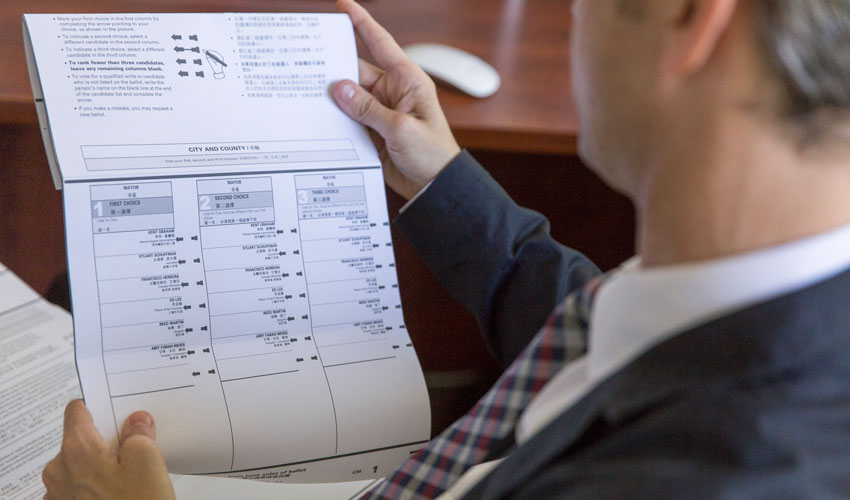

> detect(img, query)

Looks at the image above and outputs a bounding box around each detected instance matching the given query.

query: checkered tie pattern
[361,276,603,500]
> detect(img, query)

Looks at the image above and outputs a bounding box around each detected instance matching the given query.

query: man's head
[571,0,850,199]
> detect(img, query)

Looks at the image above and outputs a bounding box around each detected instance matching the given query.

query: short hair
[752,0,850,121]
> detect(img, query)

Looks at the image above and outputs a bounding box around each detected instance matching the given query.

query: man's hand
[332,0,461,200]
[42,400,175,500]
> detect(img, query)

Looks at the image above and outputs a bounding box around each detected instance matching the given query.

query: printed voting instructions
[23,12,430,482]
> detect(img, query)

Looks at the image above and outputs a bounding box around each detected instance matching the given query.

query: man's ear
[663,0,739,77]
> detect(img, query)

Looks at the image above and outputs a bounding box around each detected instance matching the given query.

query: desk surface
[0,0,577,153]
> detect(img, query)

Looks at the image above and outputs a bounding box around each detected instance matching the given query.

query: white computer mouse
[403,43,501,99]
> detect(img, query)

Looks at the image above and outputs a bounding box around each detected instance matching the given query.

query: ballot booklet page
[23,13,430,482]
[0,265,80,500]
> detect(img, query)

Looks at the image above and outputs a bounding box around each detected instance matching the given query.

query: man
[43,0,850,498]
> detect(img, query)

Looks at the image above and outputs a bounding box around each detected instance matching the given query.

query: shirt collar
[588,222,850,382]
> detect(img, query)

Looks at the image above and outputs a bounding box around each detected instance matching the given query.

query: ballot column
[90,181,233,473]
[295,171,430,457]
[196,176,336,470]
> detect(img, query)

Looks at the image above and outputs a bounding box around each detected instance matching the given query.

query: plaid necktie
[362,276,603,500]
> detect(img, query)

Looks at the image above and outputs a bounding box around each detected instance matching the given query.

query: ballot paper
[22,12,430,482]
[0,264,387,498]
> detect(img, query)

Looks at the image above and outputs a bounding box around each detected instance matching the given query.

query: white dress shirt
[438,221,850,499]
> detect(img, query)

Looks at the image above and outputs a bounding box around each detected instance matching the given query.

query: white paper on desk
[171,475,381,500]
[23,12,430,482]
[0,267,80,500]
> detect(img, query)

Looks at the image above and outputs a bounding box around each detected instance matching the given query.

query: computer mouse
[403,43,501,99]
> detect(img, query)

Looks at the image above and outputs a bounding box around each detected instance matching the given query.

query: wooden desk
[0,0,576,153]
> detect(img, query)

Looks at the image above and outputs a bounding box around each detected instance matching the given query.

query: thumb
[121,411,156,444]
[118,411,166,470]
[333,79,397,137]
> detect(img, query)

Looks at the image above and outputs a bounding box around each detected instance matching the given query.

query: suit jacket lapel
[461,374,616,499]
[462,266,850,500]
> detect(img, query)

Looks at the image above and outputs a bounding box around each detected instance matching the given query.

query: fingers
[62,399,103,450]
[42,455,66,499]
[359,58,382,90]
[333,79,400,137]
[337,0,409,69]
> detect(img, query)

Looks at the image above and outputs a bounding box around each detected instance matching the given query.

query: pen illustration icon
[204,50,227,79]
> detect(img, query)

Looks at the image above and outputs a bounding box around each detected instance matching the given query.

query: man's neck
[636,112,850,268]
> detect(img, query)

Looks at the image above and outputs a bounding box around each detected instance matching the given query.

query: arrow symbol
[296,357,304,362]
[192,371,200,377]
[194,258,201,263]
[287,316,295,321]
[299,293,306,298]
[196,280,204,286]
[185,328,193,333]
[195,71,205,78]
[178,259,186,264]
[174,46,185,52]
[191,235,198,241]
[291,338,298,342]
[201,326,208,331]
[282,273,290,278]
[311,355,318,360]
[406,343,413,347]
[301,314,308,320]
[199,303,207,309]
[208,369,216,374]
[178,71,189,77]
[176,58,187,64]
[370,223,377,227]
[190,46,201,53]
[284,295,292,299]
[294,250,300,255]
[290,228,297,233]
[379,285,385,290]
[279,251,286,256]
[277,230,285,234]
[203,348,210,353]
[189,34,198,41]
[392,345,400,349]
[172,34,182,40]
[176,237,184,242]
[181,282,189,287]
[305,336,312,341]
[193,58,202,65]
[184,305,192,310]
[296,271,303,276]
[386,326,393,330]
[187,350,196,355]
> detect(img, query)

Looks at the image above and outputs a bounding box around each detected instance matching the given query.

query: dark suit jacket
[396,151,850,499]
